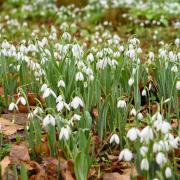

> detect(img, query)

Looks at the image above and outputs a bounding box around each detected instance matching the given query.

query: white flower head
[8,102,18,111]
[156,152,167,167]
[161,121,171,134]
[43,114,55,127]
[17,96,26,105]
[59,126,71,140]
[58,80,65,88]
[128,78,134,86]
[127,128,140,141]
[117,100,126,108]
[142,89,147,96]
[71,114,81,121]
[176,81,180,90]
[165,167,172,178]
[110,134,120,144]
[141,158,149,171]
[140,126,154,143]
[140,146,148,157]
[119,148,133,161]
[137,113,143,120]
[130,108,136,116]
[75,72,84,81]
[70,96,84,109]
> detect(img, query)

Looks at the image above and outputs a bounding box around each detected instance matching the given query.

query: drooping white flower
[75,72,84,81]
[117,100,126,108]
[169,137,180,149]
[149,52,154,61]
[127,128,140,141]
[161,121,171,134]
[140,126,154,142]
[8,102,18,111]
[156,152,167,167]
[41,84,48,92]
[176,81,180,90]
[42,88,57,99]
[165,167,172,178]
[58,80,65,88]
[140,146,148,157]
[128,78,134,86]
[140,158,149,171]
[175,38,180,47]
[137,113,143,120]
[153,142,162,153]
[70,96,84,109]
[72,44,83,59]
[87,53,94,62]
[119,148,133,161]
[17,96,26,105]
[43,114,55,127]
[142,89,147,96]
[71,114,81,121]
[56,101,64,112]
[130,108,136,116]
[110,134,120,144]
[59,126,71,140]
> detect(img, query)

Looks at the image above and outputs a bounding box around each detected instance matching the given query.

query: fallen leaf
[0,156,11,177]
[103,172,130,180]
[91,106,98,119]
[107,155,119,161]
[10,144,30,161]
[0,118,24,136]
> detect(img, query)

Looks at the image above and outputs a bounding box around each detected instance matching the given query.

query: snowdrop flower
[161,121,171,134]
[8,102,18,111]
[175,38,180,47]
[42,88,56,99]
[171,65,178,73]
[70,96,84,109]
[41,84,48,92]
[17,96,26,105]
[119,148,133,161]
[156,152,167,167]
[87,53,94,62]
[149,52,154,61]
[165,167,172,178]
[137,113,143,120]
[71,114,81,121]
[33,107,43,115]
[130,108,136,116]
[117,100,126,108]
[58,80,65,88]
[128,78,134,86]
[142,89,147,96]
[140,146,148,156]
[43,114,55,127]
[169,137,179,149]
[62,32,71,41]
[59,126,71,140]
[153,142,162,153]
[75,72,84,81]
[110,134,120,144]
[176,81,180,90]
[72,44,83,59]
[141,158,149,171]
[127,128,140,141]
[140,126,154,143]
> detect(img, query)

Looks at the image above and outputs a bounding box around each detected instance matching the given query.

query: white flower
[75,72,84,81]
[58,80,65,88]
[142,89,147,96]
[8,102,18,111]
[140,146,148,156]
[161,121,171,134]
[127,128,140,141]
[175,38,180,47]
[176,81,180,90]
[17,97,26,105]
[117,100,126,108]
[141,158,149,171]
[72,44,83,59]
[169,137,179,149]
[153,142,162,153]
[119,148,133,161]
[41,84,48,92]
[165,167,172,178]
[43,114,55,127]
[56,101,64,112]
[42,88,56,99]
[71,114,81,121]
[110,134,120,144]
[149,52,154,61]
[87,53,94,62]
[140,126,154,142]
[59,126,71,140]
[130,108,136,116]
[128,78,134,86]
[70,96,84,109]
[137,113,143,120]
[171,65,178,73]
[156,152,167,167]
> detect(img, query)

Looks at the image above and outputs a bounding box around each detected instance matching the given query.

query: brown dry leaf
[0,156,11,177]
[107,155,119,161]
[171,119,178,129]
[91,106,98,119]
[103,172,130,180]
[0,117,24,136]
[1,113,28,126]
[10,144,30,161]
[123,165,137,177]
[0,86,4,95]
